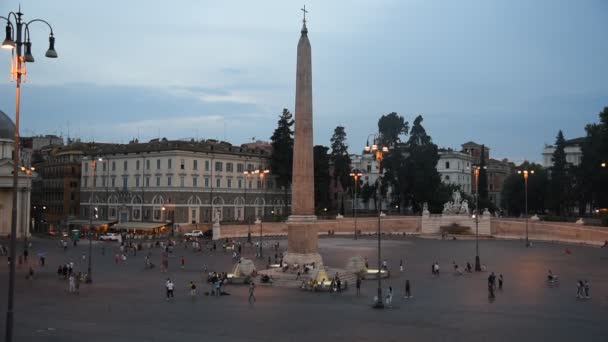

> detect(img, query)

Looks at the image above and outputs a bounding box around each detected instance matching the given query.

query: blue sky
[1,0,607,163]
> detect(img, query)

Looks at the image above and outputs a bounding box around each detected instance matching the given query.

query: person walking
[181,256,185,270]
[356,277,361,296]
[405,279,412,299]
[584,280,590,299]
[386,286,393,306]
[488,274,495,299]
[498,274,504,290]
[68,274,76,293]
[75,272,81,295]
[166,278,175,300]
[189,281,197,298]
[248,281,256,303]
[399,259,404,272]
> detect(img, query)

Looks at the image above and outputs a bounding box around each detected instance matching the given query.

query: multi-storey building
[437,149,473,194]
[30,142,84,233]
[79,138,286,230]
[542,137,584,168]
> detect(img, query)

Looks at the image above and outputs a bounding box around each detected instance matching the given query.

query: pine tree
[270,109,294,215]
[313,145,330,213]
[549,130,571,216]
[329,126,352,214]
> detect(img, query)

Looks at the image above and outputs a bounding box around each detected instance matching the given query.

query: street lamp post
[243,170,253,243]
[20,165,34,254]
[256,169,269,258]
[365,134,388,309]
[350,170,362,239]
[2,7,57,342]
[472,166,485,272]
[86,157,102,284]
[517,169,535,247]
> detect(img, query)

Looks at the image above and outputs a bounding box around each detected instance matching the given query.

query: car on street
[99,233,120,241]
[184,230,204,238]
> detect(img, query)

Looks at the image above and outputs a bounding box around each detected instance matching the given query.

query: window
[146,177,150,187]
[193,160,198,170]
[102,177,106,187]
[238,179,242,188]
[216,178,221,188]
[205,160,210,171]
[226,163,233,172]
[237,163,244,172]
[146,159,150,170]
[83,177,88,188]
[180,159,185,170]
[122,176,128,189]
[180,177,185,187]
[215,162,223,172]
[136,160,140,170]
[135,177,140,187]
[247,163,253,171]
[84,162,88,172]
[167,176,172,186]
[193,177,198,187]
[93,177,97,187]
[112,161,116,171]
[133,208,141,220]
[156,177,160,187]
[445,161,450,169]
[123,161,128,171]
[168,159,172,169]
[227,179,232,188]
[248,180,252,189]
[257,180,261,188]
[154,209,161,220]
[111,178,116,187]
[156,159,161,169]
[367,165,371,172]
[102,162,106,171]
[204,178,209,187]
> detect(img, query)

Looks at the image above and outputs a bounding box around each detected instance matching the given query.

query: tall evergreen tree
[478,144,489,202]
[403,115,441,212]
[329,126,352,191]
[548,130,571,216]
[376,112,408,209]
[270,109,294,214]
[313,145,330,213]
[579,107,608,213]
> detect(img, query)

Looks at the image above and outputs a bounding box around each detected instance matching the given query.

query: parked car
[184,230,204,238]
[99,233,120,241]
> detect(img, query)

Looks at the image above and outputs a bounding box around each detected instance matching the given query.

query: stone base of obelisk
[283,216,322,266]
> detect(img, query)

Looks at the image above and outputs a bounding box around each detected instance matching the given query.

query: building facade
[31,143,84,233]
[542,137,584,168]
[79,139,287,229]
[437,149,473,194]
[0,110,33,238]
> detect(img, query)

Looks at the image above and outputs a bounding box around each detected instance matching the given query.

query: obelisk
[284,7,322,267]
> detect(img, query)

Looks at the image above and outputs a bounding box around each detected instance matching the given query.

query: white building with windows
[79,138,287,230]
[542,137,584,168]
[437,149,473,194]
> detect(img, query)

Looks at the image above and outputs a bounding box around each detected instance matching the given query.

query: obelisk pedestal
[283,19,323,267]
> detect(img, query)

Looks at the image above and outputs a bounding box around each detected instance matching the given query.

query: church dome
[0,110,15,141]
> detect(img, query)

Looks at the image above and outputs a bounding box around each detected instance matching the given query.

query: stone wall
[491,219,608,246]
[214,216,421,238]
[421,213,491,235]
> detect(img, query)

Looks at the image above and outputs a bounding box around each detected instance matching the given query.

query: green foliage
[478,145,489,201]
[500,161,548,216]
[313,145,330,211]
[270,109,294,214]
[329,126,352,192]
[270,109,294,189]
[548,130,574,215]
[359,182,377,212]
[578,107,608,212]
[378,112,409,147]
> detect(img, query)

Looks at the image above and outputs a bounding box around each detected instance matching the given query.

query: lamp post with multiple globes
[517,169,535,247]
[364,134,389,309]
[2,7,58,342]
[349,170,363,239]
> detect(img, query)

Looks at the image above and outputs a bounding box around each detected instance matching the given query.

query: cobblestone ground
[1,235,607,342]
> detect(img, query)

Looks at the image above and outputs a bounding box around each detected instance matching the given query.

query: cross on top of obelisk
[301,5,308,24]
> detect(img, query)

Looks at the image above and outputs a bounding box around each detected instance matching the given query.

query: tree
[313,145,330,213]
[402,115,441,212]
[376,112,409,210]
[579,107,608,213]
[360,182,378,213]
[500,161,548,216]
[548,130,572,216]
[478,144,489,202]
[329,126,352,214]
[270,109,294,215]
